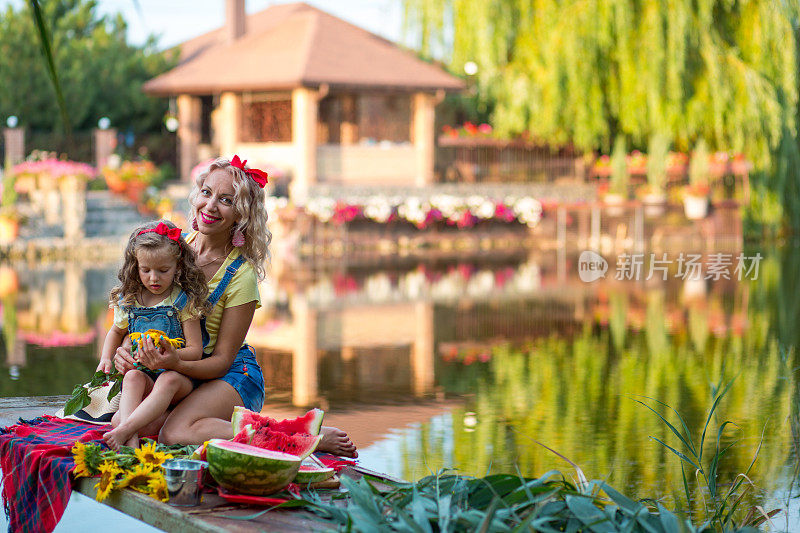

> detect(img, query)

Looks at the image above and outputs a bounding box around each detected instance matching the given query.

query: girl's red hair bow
[231,155,268,188]
[138,222,182,242]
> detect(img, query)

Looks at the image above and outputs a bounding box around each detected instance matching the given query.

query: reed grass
[285,380,781,531]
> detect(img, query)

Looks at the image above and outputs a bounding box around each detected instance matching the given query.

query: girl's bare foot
[103,425,134,452]
[124,434,139,449]
[317,426,358,458]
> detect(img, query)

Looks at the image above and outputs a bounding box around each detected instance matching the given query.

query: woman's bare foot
[103,425,134,452]
[317,426,358,458]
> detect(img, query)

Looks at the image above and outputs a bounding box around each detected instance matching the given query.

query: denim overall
[204,255,265,412]
[126,290,190,381]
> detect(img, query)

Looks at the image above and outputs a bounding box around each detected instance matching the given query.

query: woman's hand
[137,335,179,371]
[113,338,137,374]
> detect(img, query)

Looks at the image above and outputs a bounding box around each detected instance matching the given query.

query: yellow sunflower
[94,461,123,502]
[130,330,185,349]
[71,441,92,478]
[135,441,173,467]
[116,463,155,491]
[146,473,169,503]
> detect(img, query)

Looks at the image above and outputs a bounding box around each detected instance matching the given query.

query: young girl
[97,219,210,451]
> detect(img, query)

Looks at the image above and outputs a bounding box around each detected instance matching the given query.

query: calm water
[0,245,798,528]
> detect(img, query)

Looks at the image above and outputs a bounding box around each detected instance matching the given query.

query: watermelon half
[231,407,325,436]
[233,424,322,459]
[206,439,301,495]
[294,464,335,484]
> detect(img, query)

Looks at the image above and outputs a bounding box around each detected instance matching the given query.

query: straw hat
[55,381,121,425]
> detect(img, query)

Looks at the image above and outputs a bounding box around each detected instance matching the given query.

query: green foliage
[403,0,800,230]
[293,470,765,532]
[688,139,711,188]
[63,369,122,416]
[609,135,628,194]
[0,0,177,133]
[646,134,670,193]
[635,379,779,530]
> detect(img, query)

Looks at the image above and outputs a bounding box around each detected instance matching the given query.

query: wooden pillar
[3,128,24,167]
[93,128,117,170]
[291,87,320,205]
[590,205,601,250]
[177,94,202,181]
[340,94,358,145]
[411,302,434,396]
[291,294,318,406]
[7,337,25,369]
[219,92,240,157]
[411,92,437,187]
[59,175,86,241]
[61,262,87,333]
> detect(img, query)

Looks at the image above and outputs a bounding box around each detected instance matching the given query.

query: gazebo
[144,1,464,202]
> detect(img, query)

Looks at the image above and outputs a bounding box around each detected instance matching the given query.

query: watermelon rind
[206,440,301,495]
[294,465,335,484]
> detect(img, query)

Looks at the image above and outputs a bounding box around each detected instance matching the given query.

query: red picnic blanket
[0,416,109,533]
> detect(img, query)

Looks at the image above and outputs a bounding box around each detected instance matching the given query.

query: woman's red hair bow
[231,155,268,188]
[138,222,182,242]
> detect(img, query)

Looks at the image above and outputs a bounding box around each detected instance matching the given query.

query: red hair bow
[138,222,182,242]
[231,155,268,188]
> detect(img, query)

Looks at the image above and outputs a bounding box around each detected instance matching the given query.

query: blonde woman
[113,156,357,457]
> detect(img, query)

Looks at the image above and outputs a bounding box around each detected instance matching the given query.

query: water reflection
[0,248,797,519]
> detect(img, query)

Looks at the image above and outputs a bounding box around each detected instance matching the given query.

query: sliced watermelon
[294,464,335,484]
[231,407,324,436]
[206,440,301,495]
[231,424,321,460]
[248,427,321,459]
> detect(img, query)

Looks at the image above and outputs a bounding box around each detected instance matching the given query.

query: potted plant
[639,134,669,216]
[102,160,159,203]
[0,164,20,244]
[603,136,628,215]
[684,140,711,220]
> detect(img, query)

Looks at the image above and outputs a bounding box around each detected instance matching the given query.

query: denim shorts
[219,344,264,412]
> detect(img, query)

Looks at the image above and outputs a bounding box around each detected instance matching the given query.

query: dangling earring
[232,225,245,247]
[192,217,199,231]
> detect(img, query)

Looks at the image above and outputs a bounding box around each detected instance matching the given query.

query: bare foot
[103,425,134,452]
[317,426,358,458]
[124,434,139,449]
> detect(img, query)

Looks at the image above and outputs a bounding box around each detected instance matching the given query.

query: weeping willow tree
[403,0,800,231]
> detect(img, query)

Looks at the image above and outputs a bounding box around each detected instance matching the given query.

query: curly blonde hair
[188,157,272,281]
[110,220,211,318]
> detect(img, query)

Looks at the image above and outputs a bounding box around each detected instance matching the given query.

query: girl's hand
[96,358,114,374]
[137,335,179,371]
[113,337,137,374]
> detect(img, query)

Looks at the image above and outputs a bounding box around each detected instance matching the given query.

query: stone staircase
[83,190,150,238]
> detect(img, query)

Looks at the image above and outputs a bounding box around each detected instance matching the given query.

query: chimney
[226,0,246,44]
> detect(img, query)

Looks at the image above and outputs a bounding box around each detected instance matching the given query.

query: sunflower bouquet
[72,439,193,502]
[130,329,185,372]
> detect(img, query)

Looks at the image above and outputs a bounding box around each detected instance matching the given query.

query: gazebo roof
[143,2,465,95]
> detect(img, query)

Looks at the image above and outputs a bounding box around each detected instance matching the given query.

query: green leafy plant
[646,134,670,195]
[634,379,779,530]
[285,468,767,532]
[686,139,711,197]
[63,369,123,416]
[609,135,629,196]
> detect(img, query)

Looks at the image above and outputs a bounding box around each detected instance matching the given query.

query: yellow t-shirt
[112,286,195,330]
[185,233,261,355]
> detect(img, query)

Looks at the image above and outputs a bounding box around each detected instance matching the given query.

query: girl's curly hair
[188,157,272,281]
[110,220,211,318]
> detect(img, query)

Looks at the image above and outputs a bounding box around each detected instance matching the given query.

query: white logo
[578,250,608,282]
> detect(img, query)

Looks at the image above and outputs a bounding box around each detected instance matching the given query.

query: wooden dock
[72,464,400,532]
[1,396,398,532]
